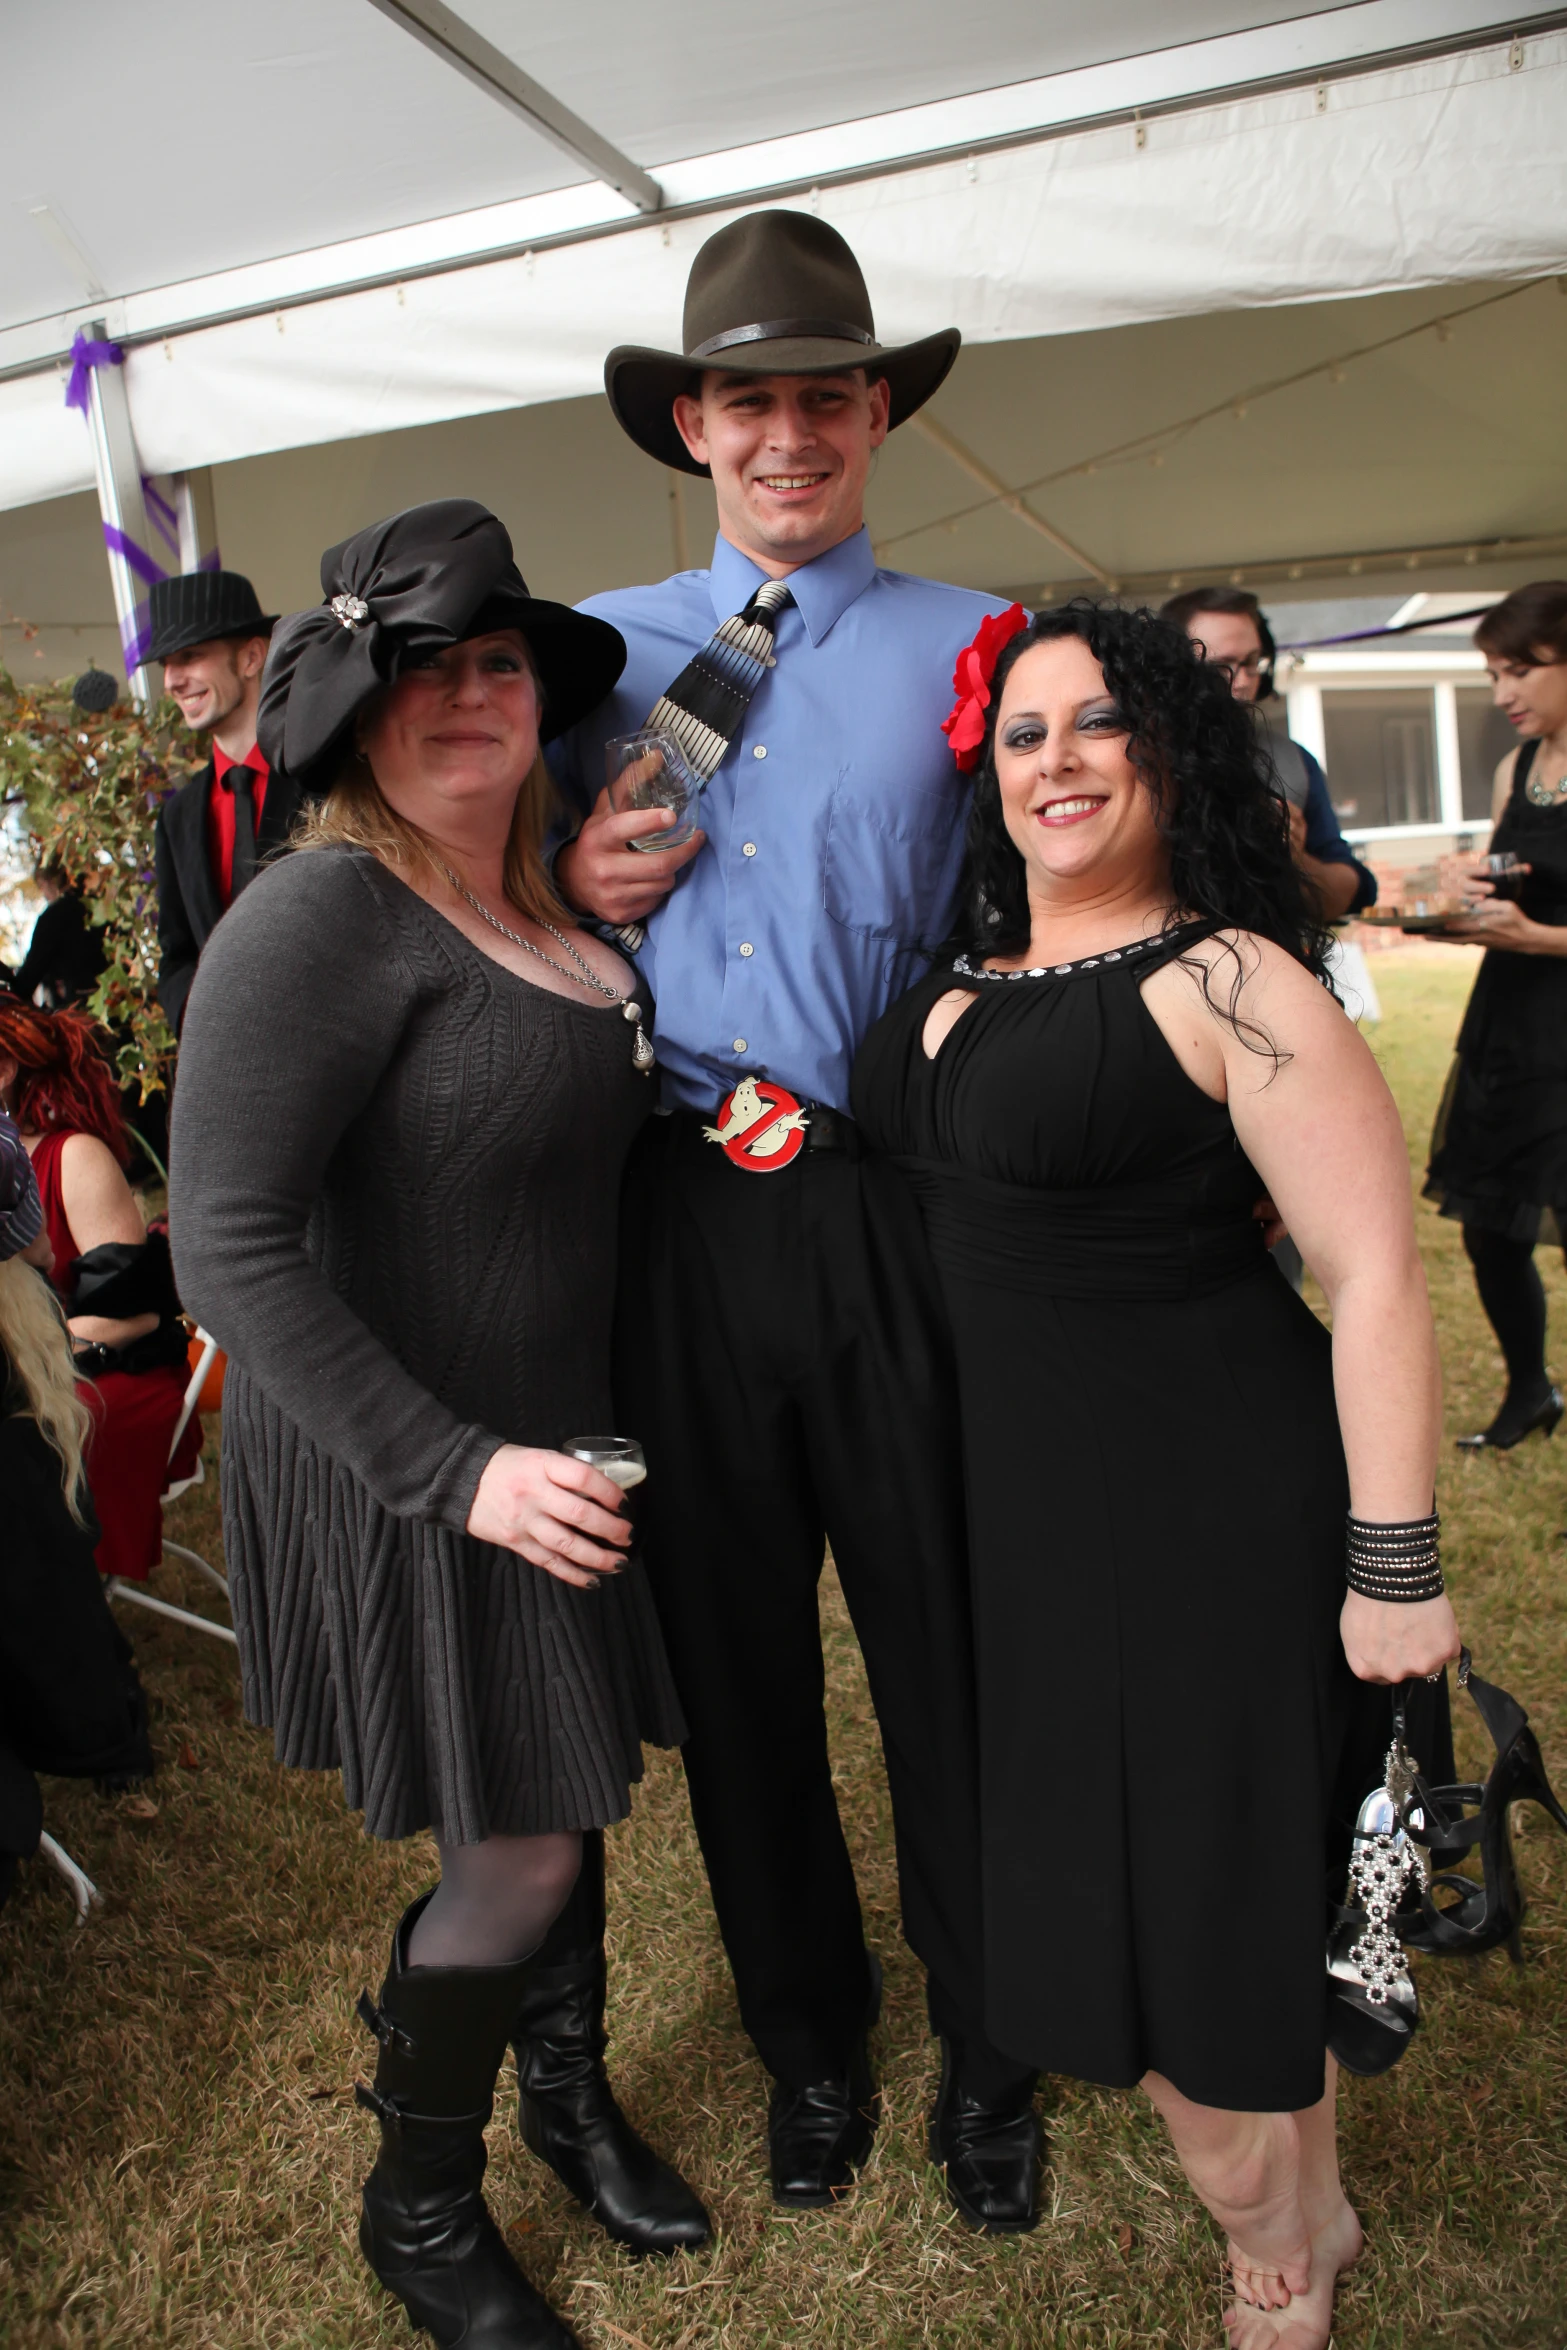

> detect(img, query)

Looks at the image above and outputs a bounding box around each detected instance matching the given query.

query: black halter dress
[1425,738,1567,1240]
[853,923,1436,2112]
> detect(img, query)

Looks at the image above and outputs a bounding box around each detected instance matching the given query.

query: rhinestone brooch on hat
[330,592,370,630]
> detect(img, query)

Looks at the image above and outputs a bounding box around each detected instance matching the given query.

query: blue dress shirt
[551,529,1010,1114]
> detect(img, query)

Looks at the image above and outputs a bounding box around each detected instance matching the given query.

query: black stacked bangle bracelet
[1345,1510,1444,1603]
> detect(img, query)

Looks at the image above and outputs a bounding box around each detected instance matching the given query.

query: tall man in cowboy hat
[148,570,303,1033]
[536,210,1042,2236]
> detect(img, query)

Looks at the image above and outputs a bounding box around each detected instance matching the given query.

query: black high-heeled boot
[1456,1384,1563,1451]
[1401,1654,1567,1963]
[357,1895,583,2349]
[512,1833,711,2256]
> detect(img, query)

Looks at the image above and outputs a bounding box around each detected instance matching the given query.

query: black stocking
[1462,1223,1551,1404]
[407,1830,583,1969]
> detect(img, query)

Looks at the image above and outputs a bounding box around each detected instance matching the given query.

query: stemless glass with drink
[606,731,702,852]
[561,1435,647,1561]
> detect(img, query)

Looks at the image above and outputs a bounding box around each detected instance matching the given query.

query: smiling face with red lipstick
[988,632,1175,963]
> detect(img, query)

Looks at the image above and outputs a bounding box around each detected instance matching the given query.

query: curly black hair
[949,600,1333,1034]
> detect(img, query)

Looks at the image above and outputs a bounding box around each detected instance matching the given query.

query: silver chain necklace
[446,874,654,1074]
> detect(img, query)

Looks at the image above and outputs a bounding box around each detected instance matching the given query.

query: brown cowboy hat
[605,210,960,477]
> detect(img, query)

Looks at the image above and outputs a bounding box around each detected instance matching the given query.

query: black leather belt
[800,1104,861,1156]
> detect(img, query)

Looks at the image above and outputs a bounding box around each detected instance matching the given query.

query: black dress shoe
[1456,1385,1563,1451]
[768,1958,882,2208]
[768,2064,879,2208]
[513,1956,712,2257]
[929,2038,1042,2234]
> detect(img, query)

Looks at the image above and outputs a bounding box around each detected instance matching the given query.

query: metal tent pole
[79,318,158,704]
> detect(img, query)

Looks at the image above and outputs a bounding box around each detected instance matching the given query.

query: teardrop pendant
[624,1000,656,1075]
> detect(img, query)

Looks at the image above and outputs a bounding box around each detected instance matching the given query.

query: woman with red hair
[0,1000,200,1580]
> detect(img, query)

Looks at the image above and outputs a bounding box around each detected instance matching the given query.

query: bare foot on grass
[1210,2115,1310,2313]
[1225,2198,1363,2349]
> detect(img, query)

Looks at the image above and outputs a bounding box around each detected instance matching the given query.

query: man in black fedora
[148,570,301,1033]
[540,209,1043,2236]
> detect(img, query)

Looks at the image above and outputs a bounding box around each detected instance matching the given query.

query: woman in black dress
[853,604,1460,2350]
[1426,582,1567,1447]
[171,504,700,2350]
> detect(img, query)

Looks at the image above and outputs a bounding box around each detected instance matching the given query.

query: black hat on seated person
[605,208,961,477]
[145,570,279,664]
[256,498,626,785]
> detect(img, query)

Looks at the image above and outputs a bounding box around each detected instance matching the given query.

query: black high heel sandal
[1327,1693,1425,2078]
[1400,1649,1567,1963]
[1456,1386,1564,1451]
[1327,1781,1421,2077]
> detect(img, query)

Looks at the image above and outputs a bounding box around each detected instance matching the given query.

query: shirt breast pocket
[823,771,962,943]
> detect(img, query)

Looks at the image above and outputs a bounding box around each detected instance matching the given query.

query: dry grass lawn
[1,947,1563,2347]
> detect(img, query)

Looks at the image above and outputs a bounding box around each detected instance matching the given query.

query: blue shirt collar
[707,527,877,648]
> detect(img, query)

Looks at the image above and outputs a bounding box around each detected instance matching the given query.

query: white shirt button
[752,744,767,759]
[739,941,754,957]
[742,841,757,856]
[733,1038,747,1053]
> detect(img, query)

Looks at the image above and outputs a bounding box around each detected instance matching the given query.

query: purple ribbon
[121,606,155,673]
[64,328,125,414]
[142,475,182,560]
[102,522,166,590]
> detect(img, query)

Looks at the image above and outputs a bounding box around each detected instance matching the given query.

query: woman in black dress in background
[853,604,1459,2350]
[1426,582,1567,1448]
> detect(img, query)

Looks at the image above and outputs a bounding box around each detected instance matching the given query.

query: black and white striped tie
[644,576,794,782]
[616,577,794,951]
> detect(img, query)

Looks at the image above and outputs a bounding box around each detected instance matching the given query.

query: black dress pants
[615,1112,1003,2090]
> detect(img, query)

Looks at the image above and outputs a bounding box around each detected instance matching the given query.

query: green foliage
[0,668,192,1099]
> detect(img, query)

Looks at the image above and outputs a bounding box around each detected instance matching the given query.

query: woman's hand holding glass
[1437,852,1540,946]
[1340,1589,1461,1685]
[466,1443,632,1588]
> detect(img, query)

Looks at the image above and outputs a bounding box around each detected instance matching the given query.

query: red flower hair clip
[941,602,1029,772]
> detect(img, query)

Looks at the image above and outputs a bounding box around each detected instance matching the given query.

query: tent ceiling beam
[908,412,1117,589]
[365,0,663,214]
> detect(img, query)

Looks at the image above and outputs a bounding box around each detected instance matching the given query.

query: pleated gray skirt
[221,1366,687,1845]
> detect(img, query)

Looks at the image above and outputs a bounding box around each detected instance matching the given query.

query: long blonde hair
[0,1257,92,1519]
[295,746,566,926]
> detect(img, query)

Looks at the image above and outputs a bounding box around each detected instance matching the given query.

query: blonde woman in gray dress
[171,502,704,2350]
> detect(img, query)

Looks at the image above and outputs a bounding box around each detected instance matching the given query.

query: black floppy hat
[605,210,961,477]
[257,499,625,785]
[145,570,278,663]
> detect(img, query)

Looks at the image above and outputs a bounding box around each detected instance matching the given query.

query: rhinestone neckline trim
[952,936,1159,981]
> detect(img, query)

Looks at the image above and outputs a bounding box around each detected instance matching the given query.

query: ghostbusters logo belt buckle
[702,1078,809,1171]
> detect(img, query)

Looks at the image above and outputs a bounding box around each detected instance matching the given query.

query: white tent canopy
[5,3,1565,499]
[2,1,1565,684]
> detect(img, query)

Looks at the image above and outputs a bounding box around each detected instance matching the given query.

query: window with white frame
[1321,691,1439,830]
[1453,687,1517,825]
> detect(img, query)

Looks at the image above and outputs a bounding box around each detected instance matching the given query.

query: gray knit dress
[169,846,685,1844]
